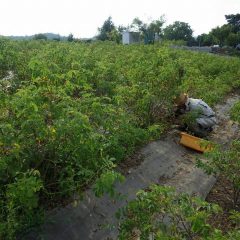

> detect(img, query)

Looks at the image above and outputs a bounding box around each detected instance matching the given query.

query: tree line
[28,13,240,47]
[97,14,240,47]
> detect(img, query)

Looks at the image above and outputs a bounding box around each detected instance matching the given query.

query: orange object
[179,132,213,153]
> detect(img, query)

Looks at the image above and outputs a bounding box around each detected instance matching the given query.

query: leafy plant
[93,170,125,198]
[178,108,204,134]
[118,185,222,240]
[229,210,240,228]
[197,140,240,208]
[1,38,240,238]
[230,101,240,123]
[0,170,43,239]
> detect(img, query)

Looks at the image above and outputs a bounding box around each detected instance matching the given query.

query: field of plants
[1,38,240,239]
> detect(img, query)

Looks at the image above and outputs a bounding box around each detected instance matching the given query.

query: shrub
[0,170,43,239]
[118,185,240,240]
[197,140,240,208]
[230,101,240,123]
[118,185,222,239]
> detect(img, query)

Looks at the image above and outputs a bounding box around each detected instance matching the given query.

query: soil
[204,92,240,233]
[117,151,144,175]
[206,175,238,233]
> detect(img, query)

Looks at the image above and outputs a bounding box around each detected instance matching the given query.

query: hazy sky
[1,0,240,38]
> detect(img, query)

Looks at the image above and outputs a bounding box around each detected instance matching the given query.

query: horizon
[1,0,240,38]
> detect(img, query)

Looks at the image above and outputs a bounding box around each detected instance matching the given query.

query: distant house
[122,31,140,44]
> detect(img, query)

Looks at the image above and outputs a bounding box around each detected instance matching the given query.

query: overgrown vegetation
[230,101,240,123]
[119,137,240,239]
[1,38,240,238]
[118,185,240,239]
[197,141,240,208]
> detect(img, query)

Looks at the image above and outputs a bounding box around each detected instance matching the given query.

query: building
[122,31,140,45]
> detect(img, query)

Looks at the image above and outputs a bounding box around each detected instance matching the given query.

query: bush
[230,101,240,123]
[118,185,221,239]
[118,185,240,240]
[197,140,240,208]
[0,170,43,239]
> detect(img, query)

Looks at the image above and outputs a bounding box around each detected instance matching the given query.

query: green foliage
[131,17,145,32]
[197,33,216,46]
[163,21,193,43]
[93,170,125,198]
[67,33,74,42]
[230,101,240,123]
[1,39,240,237]
[33,33,47,40]
[97,17,119,42]
[197,14,240,47]
[197,140,240,208]
[0,170,43,239]
[180,108,203,127]
[226,32,240,47]
[148,17,165,36]
[225,14,240,33]
[130,16,165,42]
[148,124,165,140]
[229,210,240,228]
[211,25,233,46]
[118,185,222,240]
[210,229,240,240]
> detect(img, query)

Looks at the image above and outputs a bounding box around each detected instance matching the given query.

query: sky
[1,0,240,38]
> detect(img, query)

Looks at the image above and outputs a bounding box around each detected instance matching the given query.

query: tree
[33,33,47,40]
[197,33,216,46]
[148,17,165,37]
[97,17,116,41]
[226,32,240,47]
[225,14,240,32]
[67,33,74,42]
[195,13,240,48]
[130,16,165,43]
[131,17,146,32]
[210,24,233,46]
[131,17,165,35]
[118,25,127,33]
[108,28,122,43]
[163,21,193,43]
[53,36,60,41]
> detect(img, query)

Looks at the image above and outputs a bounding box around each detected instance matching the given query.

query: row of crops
[1,38,240,238]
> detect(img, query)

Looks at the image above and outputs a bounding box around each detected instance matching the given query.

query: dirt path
[211,92,240,144]
[25,93,240,240]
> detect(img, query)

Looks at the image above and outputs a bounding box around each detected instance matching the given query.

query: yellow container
[179,132,213,153]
